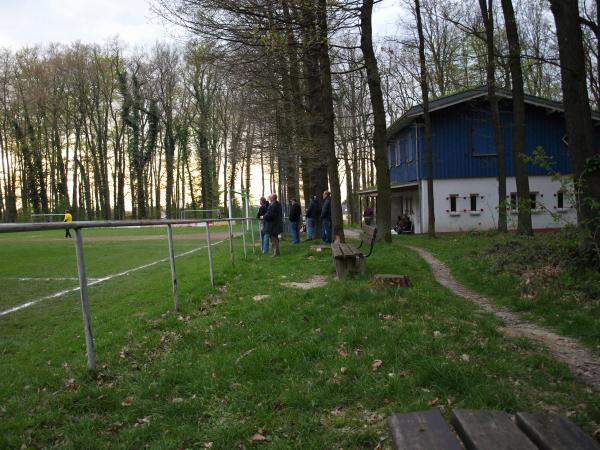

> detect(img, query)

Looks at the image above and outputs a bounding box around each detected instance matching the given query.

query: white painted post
[228,190,233,221]
[205,221,215,287]
[74,228,96,371]
[166,225,180,312]
[244,193,250,232]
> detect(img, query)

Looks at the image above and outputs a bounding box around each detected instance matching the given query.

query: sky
[0,0,403,205]
[0,0,402,50]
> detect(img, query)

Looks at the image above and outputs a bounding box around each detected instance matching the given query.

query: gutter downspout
[414,123,423,234]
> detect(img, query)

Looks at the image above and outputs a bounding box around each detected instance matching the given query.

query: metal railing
[0,217,260,371]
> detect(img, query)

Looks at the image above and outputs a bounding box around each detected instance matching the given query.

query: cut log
[373,274,411,287]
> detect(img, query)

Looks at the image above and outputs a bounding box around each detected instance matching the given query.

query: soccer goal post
[179,209,223,220]
[30,213,65,223]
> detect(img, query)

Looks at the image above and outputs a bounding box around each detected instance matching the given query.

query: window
[470,194,478,211]
[510,193,517,210]
[530,192,538,210]
[407,197,413,214]
[557,191,564,209]
[450,195,458,212]
[397,137,410,166]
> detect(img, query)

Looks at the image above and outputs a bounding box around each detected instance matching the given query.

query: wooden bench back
[358,225,377,257]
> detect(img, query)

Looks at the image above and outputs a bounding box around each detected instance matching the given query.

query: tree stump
[373,274,411,287]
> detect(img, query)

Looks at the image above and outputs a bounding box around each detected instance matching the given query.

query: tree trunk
[415,0,436,236]
[479,0,507,232]
[549,0,600,239]
[361,0,391,242]
[501,0,532,235]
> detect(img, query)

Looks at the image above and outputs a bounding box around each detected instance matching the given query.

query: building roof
[386,86,600,142]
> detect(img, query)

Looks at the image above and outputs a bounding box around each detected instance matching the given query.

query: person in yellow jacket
[64,209,73,239]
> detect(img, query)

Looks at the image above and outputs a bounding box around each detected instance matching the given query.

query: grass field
[1,227,599,449]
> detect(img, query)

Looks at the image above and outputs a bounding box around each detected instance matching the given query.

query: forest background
[0,0,598,232]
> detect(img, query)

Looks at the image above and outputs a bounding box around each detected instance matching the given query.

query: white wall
[418,176,577,233]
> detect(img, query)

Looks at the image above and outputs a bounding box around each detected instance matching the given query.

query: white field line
[0,277,101,282]
[0,240,225,317]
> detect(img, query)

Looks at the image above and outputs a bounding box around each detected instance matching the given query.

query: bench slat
[451,410,538,450]
[388,409,463,450]
[516,412,600,450]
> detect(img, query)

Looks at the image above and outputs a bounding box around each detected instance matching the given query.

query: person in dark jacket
[289,198,302,244]
[257,196,270,253]
[321,190,332,244]
[262,193,283,256]
[305,195,318,240]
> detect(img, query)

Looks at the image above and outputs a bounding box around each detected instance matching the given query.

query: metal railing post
[166,224,180,312]
[74,228,96,371]
[227,219,235,267]
[205,221,215,287]
[241,218,247,260]
[249,218,256,254]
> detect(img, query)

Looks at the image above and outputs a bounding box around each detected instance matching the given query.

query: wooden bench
[331,225,377,278]
[388,409,600,450]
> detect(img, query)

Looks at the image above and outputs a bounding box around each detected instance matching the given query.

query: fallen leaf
[106,422,123,434]
[203,443,214,449]
[172,397,184,403]
[460,354,470,362]
[134,416,152,427]
[353,347,363,356]
[121,397,134,407]
[372,360,383,371]
[337,348,348,358]
[65,378,77,391]
[433,331,442,338]
[428,397,440,406]
[251,433,267,442]
[593,428,600,443]
[340,367,348,374]
[253,295,270,302]
[379,314,394,321]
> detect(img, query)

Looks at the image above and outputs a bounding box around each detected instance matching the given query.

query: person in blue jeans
[257,196,269,253]
[321,190,332,244]
[289,198,301,244]
[305,195,318,240]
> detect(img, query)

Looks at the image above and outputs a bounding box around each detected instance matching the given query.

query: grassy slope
[0,233,599,449]
[400,233,600,353]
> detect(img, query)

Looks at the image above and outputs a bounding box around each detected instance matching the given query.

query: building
[366,87,599,233]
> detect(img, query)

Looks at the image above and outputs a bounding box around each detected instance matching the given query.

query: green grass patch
[1,230,599,449]
[399,230,600,353]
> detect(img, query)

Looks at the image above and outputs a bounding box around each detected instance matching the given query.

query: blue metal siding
[416,102,575,179]
[389,128,418,184]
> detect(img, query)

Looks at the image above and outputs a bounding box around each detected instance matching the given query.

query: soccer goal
[30,213,65,223]
[179,209,223,220]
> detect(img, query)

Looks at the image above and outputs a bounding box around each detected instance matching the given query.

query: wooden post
[227,219,235,267]
[166,224,180,311]
[74,228,96,371]
[205,221,215,287]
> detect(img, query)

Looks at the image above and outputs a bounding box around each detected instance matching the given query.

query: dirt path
[406,244,600,392]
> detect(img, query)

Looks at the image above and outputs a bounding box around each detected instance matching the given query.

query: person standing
[63,209,73,239]
[321,190,332,244]
[305,195,318,240]
[289,198,301,244]
[257,196,270,254]
[262,193,283,257]
[363,204,374,225]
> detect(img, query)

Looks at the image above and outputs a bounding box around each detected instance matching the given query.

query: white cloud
[0,0,176,49]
